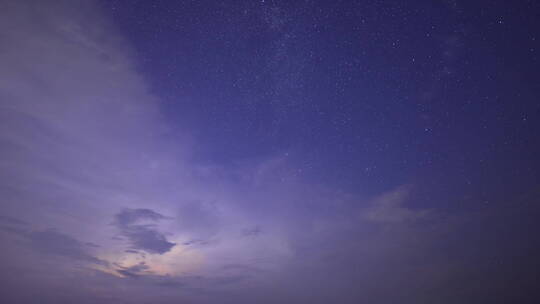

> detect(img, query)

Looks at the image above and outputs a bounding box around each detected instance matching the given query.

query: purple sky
[1,1,539,303]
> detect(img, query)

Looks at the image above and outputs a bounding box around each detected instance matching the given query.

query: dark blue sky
[106,0,540,201]
[1,1,539,303]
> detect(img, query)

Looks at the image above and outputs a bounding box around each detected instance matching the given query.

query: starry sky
[1,0,539,303]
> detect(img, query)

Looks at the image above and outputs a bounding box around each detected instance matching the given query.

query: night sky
[1,0,539,303]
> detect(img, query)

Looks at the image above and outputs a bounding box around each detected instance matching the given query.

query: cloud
[26,229,107,265]
[121,227,175,255]
[113,209,175,254]
[0,216,28,226]
[0,216,29,235]
[115,208,169,226]
[183,239,212,246]
[0,217,106,266]
[241,226,262,237]
[363,185,430,223]
[116,262,150,278]
[0,2,189,301]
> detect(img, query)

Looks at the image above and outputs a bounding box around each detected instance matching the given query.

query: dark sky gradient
[107,0,540,202]
[1,0,539,303]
